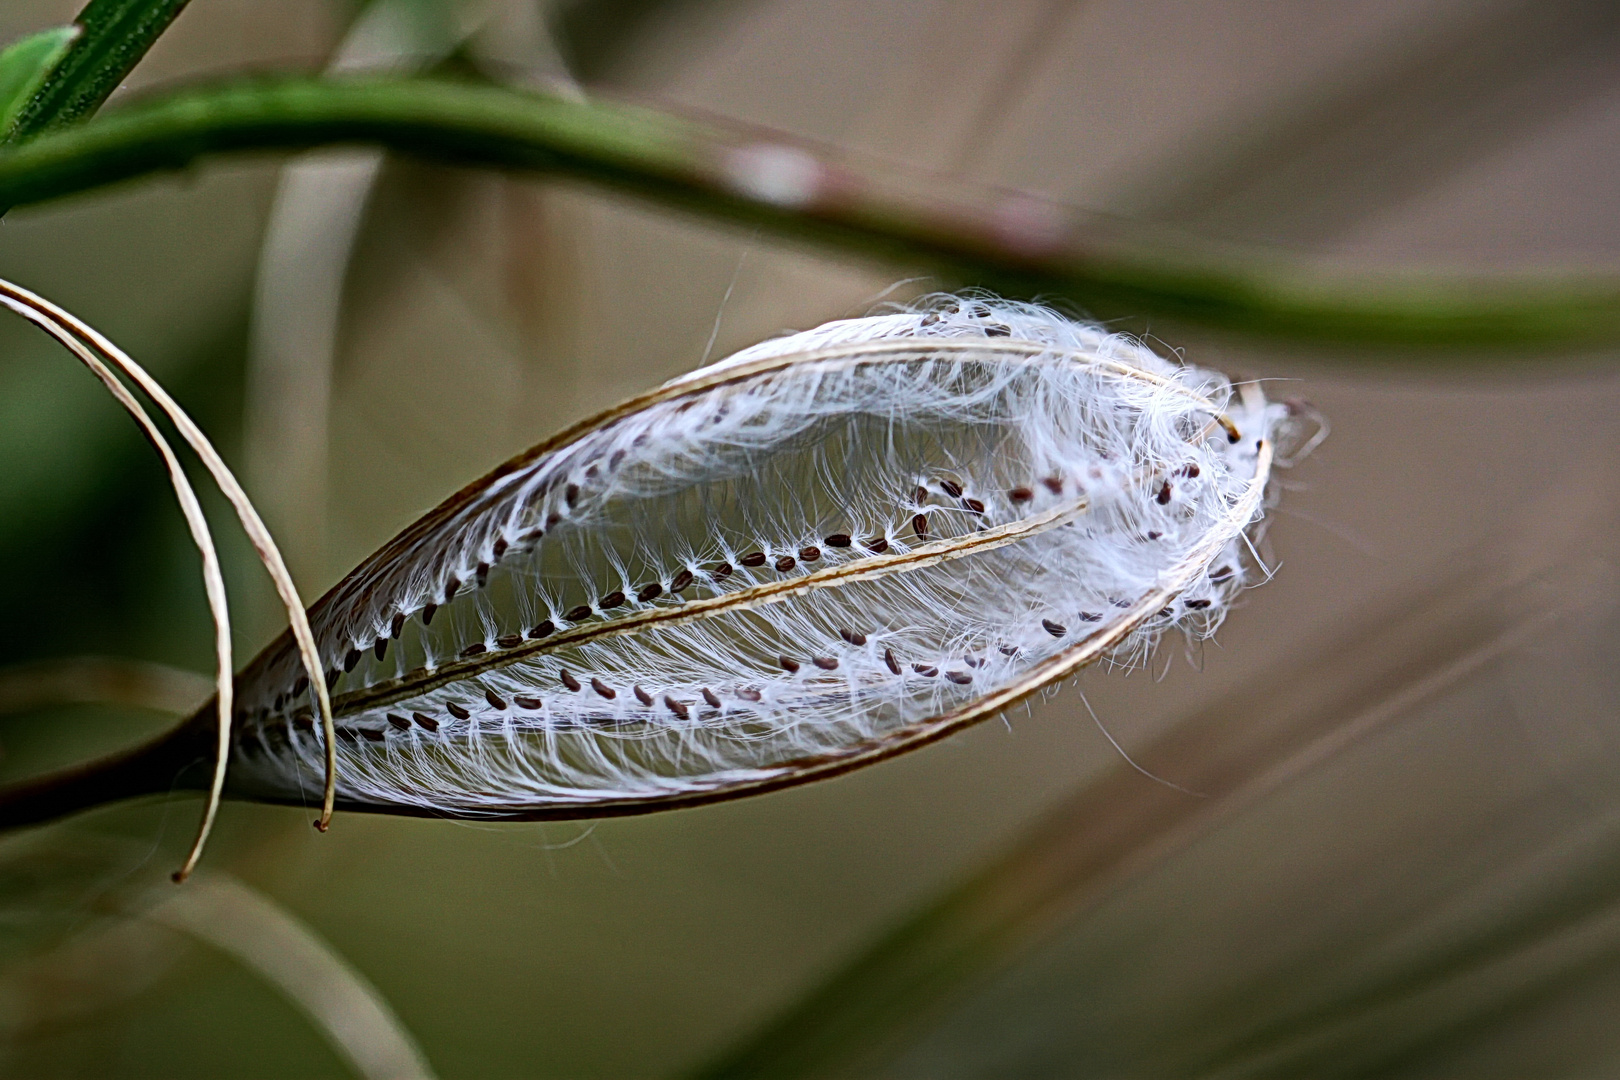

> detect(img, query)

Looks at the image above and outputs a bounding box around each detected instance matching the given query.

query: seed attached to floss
[225,296,1287,821]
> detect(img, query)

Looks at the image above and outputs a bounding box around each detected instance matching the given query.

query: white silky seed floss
[226,296,1283,816]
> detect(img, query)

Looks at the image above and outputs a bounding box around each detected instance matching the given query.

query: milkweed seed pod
[227,296,1283,817]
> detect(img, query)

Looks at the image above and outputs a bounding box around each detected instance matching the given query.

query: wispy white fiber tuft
[229,295,1290,817]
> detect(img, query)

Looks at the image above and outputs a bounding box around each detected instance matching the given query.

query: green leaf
[5,0,192,144]
[0,27,80,138]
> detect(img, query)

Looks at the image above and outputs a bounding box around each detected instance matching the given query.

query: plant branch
[0,76,1617,348]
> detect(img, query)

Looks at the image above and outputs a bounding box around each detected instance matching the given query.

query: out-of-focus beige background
[1,1,1618,1076]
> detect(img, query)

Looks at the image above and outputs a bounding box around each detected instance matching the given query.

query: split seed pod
[228,297,1281,818]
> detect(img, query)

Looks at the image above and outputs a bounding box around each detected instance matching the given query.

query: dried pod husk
[226,298,1280,818]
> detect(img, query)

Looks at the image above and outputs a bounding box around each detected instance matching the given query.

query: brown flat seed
[1176,463,1201,478]
[461,643,487,658]
[813,656,839,671]
[1185,598,1212,609]
[798,546,820,562]
[779,655,801,673]
[529,620,555,638]
[336,728,360,743]
[560,670,581,692]
[867,538,890,554]
[565,604,593,622]
[492,537,508,559]
[670,569,694,592]
[374,638,387,660]
[1080,611,1103,622]
[293,713,315,731]
[1043,476,1064,494]
[824,533,852,548]
[963,498,985,514]
[915,485,929,503]
[945,670,973,684]
[445,577,460,603]
[390,613,406,639]
[984,323,1012,337]
[913,514,929,538]
[599,590,626,609]
[741,552,767,567]
[702,688,722,708]
[565,483,580,506]
[1114,599,1133,608]
[591,678,616,700]
[1147,531,1163,540]
[388,713,411,731]
[344,649,361,672]
[485,689,508,709]
[637,583,664,602]
[1210,566,1235,581]
[1009,486,1033,503]
[665,696,690,720]
[940,479,963,498]
[885,648,901,674]
[422,603,437,625]
[414,713,439,732]
[998,643,1019,655]
[775,555,796,572]
[840,628,867,646]
[446,702,471,720]
[496,633,523,649]
[634,685,654,706]
[361,728,386,742]
[610,449,626,469]
[913,664,938,677]
[514,696,542,710]
[710,563,733,580]
[737,687,763,702]
[1156,482,1172,505]
[1043,619,1067,637]
[476,562,490,586]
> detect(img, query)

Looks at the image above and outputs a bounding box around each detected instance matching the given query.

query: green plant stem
[4,0,192,142]
[0,75,1618,348]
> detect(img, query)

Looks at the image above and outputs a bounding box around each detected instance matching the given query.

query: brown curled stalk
[0,277,332,877]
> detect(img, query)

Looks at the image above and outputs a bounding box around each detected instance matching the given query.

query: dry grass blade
[142,873,437,1079]
[0,276,332,873]
[0,278,231,883]
[0,656,212,717]
[689,547,1603,1079]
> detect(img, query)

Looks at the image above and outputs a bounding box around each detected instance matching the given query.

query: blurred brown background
[1,0,1619,1076]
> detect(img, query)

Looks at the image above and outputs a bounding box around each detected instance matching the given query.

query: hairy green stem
[0,75,1617,348]
[5,0,192,142]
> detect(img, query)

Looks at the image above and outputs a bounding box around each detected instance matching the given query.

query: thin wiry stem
[0,77,1617,347]
[0,277,334,873]
[0,280,230,881]
[0,656,211,717]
